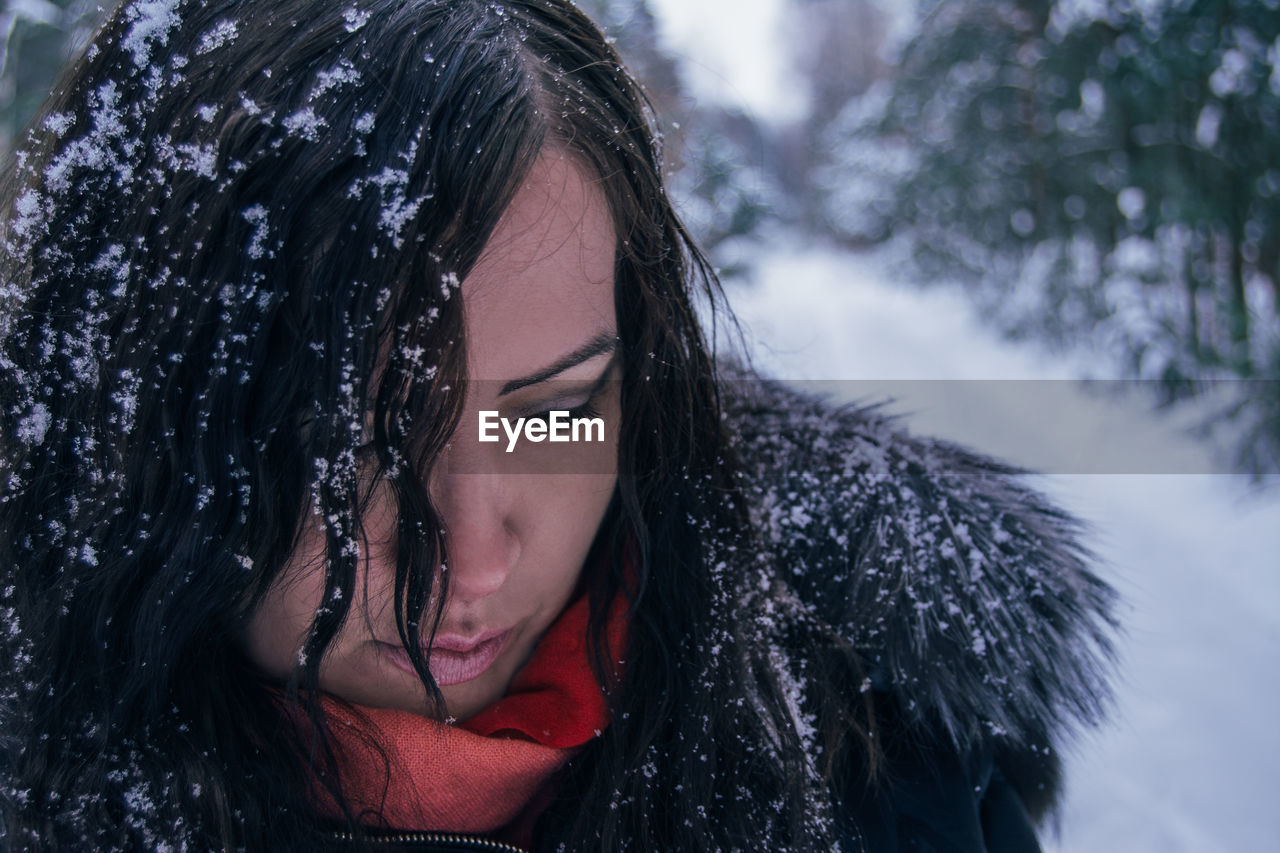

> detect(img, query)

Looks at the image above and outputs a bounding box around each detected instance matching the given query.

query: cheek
[244,567,324,678]
[507,420,618,597]
[539,465,618,583]
[243,512,400,679]
[510,480,614,617]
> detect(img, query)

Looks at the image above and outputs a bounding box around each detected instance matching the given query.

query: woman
[0,0,1118,850]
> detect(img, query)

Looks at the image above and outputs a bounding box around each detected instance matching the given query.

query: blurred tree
[1,0,100,161]
[573,0,779,274]
[790,0,893,123]
[779,0,897,228]
[823,0,1280,477]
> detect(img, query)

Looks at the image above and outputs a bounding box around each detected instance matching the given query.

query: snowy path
[727,245,1280,853]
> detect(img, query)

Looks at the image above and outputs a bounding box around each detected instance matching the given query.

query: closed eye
[524,397,602,427]
[514,353,617,425]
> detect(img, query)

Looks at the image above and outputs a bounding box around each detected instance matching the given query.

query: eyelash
[527,395,602,425]
[525,368,613,424]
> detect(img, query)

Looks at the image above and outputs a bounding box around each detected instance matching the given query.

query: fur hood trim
[721,371,1120,761]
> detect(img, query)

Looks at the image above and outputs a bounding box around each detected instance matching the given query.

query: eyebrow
[498,331,618,396]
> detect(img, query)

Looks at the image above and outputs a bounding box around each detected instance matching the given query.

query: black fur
[721,371,1120,824]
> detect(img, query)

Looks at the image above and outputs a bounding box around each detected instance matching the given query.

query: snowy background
[729,246,1280,853]
[650,3,1280,851]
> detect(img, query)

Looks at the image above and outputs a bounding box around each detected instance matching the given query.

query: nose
[429,449,518,603]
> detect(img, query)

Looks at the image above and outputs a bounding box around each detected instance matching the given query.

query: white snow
[241,204,269,259]
[42,112,74,137]
[310,60,361,100]
[342,6,370,34]
[282,108,327,142]
[43,80,127,195]
[120,0,181,70]
[727,243,1280,853]
[348,167,430,249]
[10,188,46,241]
[171,142,217,178]
[194,19,238,55]
[15,402,51,446]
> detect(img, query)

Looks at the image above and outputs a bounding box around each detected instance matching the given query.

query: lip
[381,629,512,686]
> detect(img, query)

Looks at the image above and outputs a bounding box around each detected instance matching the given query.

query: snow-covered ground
[726,244,1280,852]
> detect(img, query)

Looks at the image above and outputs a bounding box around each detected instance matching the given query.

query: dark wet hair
[0,0,867,849]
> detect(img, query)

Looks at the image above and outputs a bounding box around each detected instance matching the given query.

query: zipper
[329,829,527,852]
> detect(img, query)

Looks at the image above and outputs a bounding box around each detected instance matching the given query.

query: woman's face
[245,152,620,721]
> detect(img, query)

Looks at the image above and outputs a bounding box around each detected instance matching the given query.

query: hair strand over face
[0,1,871,849]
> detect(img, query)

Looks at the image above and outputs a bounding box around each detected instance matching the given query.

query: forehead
[461,152,617,382]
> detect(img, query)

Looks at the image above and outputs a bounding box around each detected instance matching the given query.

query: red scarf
[316,588,627,844]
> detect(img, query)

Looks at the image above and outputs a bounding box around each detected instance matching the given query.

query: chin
[440,681,497,722]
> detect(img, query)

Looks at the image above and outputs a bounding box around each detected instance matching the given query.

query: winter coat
[328,373,1119,852]
[722,373,1116,850]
